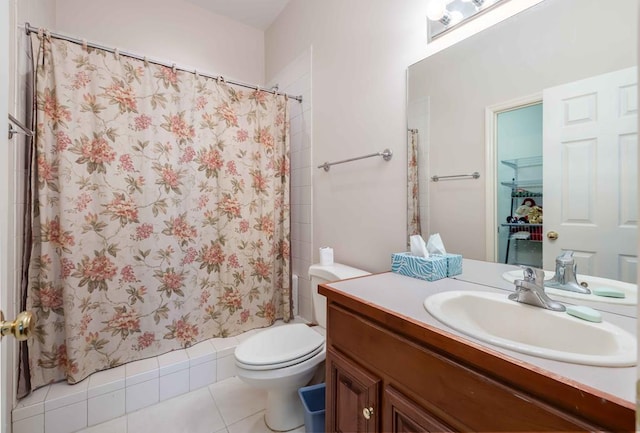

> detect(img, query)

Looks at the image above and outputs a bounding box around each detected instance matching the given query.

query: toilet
[234,263,370,431]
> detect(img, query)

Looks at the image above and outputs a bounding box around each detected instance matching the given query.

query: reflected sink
[424,290,636,367]
[502,270,637,306]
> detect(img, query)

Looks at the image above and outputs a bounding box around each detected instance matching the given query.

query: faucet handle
[561,250,574,259]
[520,266,533,281]
[519,266,545,284]
[532,268,546,284]
[556,250,575,265]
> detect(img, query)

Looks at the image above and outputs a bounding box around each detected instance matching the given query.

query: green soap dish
[592,287,626,299]
[565,305,602,323]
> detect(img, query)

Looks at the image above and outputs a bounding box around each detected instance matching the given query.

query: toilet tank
[308,263,370,327]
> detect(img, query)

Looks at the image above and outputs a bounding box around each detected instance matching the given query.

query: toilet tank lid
[308,263,371,282]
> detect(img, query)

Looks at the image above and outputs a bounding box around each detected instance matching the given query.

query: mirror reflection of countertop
[324,270,635,404]
[453,259,638,317]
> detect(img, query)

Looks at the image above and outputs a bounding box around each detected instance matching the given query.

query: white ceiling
[187,0,292,30]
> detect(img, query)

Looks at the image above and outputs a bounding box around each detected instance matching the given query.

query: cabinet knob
[546,231,559,240]
[362,406,374,420]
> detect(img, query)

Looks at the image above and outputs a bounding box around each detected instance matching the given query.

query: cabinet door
[326,348,381,433]
[383,387,454,433]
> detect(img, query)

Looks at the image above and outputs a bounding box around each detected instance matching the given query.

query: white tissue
[427,233,447,255]
[319,247,334,266]
[410,235,429,258]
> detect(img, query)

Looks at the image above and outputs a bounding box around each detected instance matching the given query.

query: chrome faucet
[509,267,566,311]
[545,251,591,294]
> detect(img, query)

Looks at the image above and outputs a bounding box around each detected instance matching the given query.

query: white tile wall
[189,360,217,391]
[125,377,159,413]
[12,324,290,433]
[268,47,314,322]
[13,413,44,433]
[87,389,125,426]
[45,401,88,433]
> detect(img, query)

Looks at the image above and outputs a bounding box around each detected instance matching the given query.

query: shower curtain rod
[23,23,303,103]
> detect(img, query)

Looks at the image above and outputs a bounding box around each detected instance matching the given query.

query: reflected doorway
[496,103,543,267]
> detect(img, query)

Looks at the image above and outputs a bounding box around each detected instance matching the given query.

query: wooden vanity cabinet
[326,348,380,433]
[321,284,634,433]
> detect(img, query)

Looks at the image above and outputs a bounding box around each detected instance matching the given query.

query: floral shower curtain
[407,129,421,237]
[23,33,291,391]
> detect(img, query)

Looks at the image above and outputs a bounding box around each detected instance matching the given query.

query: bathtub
[13,321,304,433]
[13,275,303,433]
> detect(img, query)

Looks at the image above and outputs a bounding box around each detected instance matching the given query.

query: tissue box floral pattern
[391,253,447,282]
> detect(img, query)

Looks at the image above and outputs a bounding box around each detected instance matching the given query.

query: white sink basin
[502,270,637,306]
[424,290,636,367]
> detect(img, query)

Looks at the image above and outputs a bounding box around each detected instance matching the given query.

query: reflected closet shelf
[501,180,542,189]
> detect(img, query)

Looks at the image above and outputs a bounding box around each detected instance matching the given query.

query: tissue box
[391,253,447,282]
[442,253,463,277]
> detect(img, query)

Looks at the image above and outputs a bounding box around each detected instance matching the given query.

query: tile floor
[75,376,305,433]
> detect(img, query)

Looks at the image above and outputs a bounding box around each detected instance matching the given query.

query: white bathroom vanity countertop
[324,266,636,405]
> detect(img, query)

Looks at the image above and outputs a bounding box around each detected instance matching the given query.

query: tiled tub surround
[13,320,306,433]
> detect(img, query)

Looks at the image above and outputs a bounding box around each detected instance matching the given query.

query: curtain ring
[143,56,149,67]
[172,63,177,74]
[81,39,88,51]
[194,69,199,79]
[114,48,120,60]
[37,28,43,38]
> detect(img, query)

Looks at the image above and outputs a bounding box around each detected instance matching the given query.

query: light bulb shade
[426,0,447,21]
[448,10,464,25]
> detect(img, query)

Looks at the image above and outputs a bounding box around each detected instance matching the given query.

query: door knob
[546,231,559,240]
[0,310,35,341]
[362,406,374,420]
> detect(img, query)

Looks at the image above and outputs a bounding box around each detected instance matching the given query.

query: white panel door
[543,67,637,282]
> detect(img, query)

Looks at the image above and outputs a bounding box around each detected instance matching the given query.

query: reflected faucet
[545,251,591,294]
[509,266,566,311]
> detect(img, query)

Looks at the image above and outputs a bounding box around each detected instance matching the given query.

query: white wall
[265,0,432,273]
[53,0,265,85]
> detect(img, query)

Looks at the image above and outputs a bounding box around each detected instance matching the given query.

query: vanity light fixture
[427,0,507,41]
[426,0,451,25]
[463,0,485,9]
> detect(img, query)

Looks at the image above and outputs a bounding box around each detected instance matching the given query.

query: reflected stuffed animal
[515,198,537,219]
[515,204,531,217]
[528,205,543,224]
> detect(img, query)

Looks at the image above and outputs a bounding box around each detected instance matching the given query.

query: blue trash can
[298,383,326,433]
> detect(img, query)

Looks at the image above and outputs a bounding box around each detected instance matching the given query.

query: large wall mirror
[407,0,637,304]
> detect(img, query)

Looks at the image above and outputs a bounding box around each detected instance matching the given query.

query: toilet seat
[235,324,325,371]
[236,343,325,371]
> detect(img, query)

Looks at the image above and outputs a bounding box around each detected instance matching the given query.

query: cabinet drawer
[328,303,601,432]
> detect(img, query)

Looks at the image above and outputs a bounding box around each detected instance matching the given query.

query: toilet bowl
[234,263,370,432]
